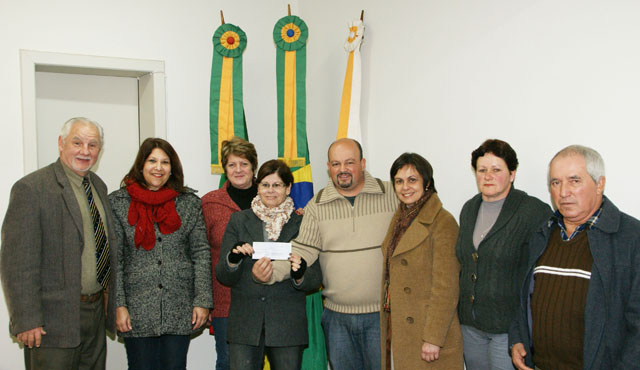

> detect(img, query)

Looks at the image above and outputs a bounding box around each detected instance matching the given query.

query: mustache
[337,172,352,177]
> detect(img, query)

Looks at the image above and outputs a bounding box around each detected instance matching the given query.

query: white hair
[548,144,605,185]
[60,117,104,146]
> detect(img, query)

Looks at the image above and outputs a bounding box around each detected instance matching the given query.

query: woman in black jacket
[455,139,552,370]
[216,159,321,370]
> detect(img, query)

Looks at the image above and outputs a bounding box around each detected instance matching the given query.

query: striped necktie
[82,177,110,290]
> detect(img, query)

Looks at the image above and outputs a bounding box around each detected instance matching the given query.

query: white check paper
[252,242,291,260]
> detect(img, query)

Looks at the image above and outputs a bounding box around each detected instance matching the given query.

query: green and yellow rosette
[209,23,248,174]
[273,15,309,169]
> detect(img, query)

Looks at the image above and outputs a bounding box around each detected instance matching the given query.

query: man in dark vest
[1,117,117,370]
[509,145,640,370]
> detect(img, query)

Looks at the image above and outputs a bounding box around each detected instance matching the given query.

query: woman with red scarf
[109,138,212,370]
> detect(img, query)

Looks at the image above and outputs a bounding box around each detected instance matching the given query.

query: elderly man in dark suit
[509,145,640,370]
[1,117,117,370]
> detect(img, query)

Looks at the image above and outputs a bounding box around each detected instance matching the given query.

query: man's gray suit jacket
[0,159,117,348]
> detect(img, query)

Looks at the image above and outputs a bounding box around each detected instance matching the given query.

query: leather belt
[80,290,102,303]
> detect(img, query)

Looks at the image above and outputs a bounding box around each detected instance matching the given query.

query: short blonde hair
[220,137,258,174]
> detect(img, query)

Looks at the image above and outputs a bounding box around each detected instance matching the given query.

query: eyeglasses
[259,182,286,190]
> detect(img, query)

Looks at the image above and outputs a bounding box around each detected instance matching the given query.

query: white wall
[2,0,640,368]
[301,0,640,218]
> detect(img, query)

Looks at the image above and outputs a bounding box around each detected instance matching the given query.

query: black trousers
[229,327,303,370]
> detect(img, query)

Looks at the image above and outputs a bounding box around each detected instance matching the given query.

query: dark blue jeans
[212,317,230,370]
[321,309,381,370]
[124,335,190,370]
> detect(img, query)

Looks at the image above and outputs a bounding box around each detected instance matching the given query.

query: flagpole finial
[288,4,291,16]
[360,10,364,21]
[220,10,225,25]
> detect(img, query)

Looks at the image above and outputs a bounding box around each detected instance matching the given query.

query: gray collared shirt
[62,164,108,294]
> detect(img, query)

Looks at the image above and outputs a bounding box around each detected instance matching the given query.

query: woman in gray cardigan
[455,139,551,370]
[217,160,322,370]
[110,138,212,370]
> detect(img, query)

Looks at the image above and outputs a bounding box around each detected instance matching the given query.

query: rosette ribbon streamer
[337,19,364,142]
[209,23,248,175]
[274,15,309,169]
[273,14,327,370]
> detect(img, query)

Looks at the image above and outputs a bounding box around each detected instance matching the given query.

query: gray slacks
[24,294,106,370]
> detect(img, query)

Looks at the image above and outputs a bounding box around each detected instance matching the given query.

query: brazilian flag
[273,14,328,370]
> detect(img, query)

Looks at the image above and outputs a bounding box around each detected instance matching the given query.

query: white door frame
[20,49,167,173]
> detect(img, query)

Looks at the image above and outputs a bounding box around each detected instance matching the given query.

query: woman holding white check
[216,159,322,370]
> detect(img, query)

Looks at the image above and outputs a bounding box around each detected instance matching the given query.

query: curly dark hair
[471,139,518,172]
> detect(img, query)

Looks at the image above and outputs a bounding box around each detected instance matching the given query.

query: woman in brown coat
[381,153,463,370]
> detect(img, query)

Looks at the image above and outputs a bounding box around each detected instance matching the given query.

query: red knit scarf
[126,181,181,250]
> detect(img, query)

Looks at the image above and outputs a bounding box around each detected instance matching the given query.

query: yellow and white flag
[337,19,364,142]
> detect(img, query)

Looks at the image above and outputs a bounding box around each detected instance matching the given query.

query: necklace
[478,205,493,240]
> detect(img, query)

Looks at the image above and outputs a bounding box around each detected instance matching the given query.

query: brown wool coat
[380,194,463,370]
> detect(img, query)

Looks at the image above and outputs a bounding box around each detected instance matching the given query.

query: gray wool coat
[109,187,212,337]
[0,159,117,347]
[216,209,322,347]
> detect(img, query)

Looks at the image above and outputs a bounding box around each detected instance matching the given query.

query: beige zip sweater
[273,171,398,314]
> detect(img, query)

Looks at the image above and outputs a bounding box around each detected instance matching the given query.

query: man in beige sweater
[265,138,398,370]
